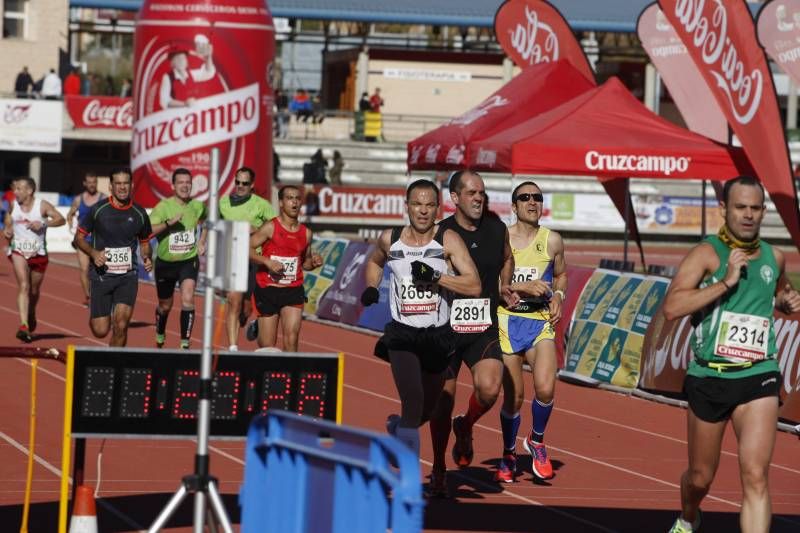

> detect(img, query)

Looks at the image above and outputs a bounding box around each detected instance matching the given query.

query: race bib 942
[168,230,195,254]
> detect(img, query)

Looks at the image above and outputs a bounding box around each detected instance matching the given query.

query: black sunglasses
[514,193,543,203]
[235,180,252,186]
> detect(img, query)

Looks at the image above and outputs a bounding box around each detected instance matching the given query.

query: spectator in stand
[90,73,104,96]
[120,78,132,98]
[369,87,384,112]
[329,150,344,186]
[81,73,92,96]
[274,89,290,138]
[63,67,81,96]
[41,69,62,100]
[14,66,34,98]
[358,91,371,112]
[312,94,325,124]
[273,148,281,184]
[105,75,115,96]
[302,149,328,185]
[289,89,314,123]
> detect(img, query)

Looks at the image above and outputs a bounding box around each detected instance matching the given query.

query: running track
[0,246,798,532]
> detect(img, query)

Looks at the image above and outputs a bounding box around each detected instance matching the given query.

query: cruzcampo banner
[303,237,348,315]
[565,269,669,389]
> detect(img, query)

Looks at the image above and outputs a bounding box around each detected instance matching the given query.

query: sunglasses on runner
[235,180,252,186]
[513,193,543,203]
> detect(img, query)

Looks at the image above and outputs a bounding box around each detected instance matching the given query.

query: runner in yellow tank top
[495,181,567,483]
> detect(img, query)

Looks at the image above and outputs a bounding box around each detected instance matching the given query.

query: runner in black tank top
[427,171,516,496]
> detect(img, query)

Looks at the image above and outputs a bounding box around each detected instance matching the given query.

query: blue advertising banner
[317,241,374,325]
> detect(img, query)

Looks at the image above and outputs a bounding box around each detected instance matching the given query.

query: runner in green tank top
[149,168,208,349]
[217,166,277,350]
[662,176,800,533]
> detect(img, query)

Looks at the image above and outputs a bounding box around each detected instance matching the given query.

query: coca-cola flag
[658,0,800,249]
[132,0,275,207]
[494,0,595,82]
[66,96,133,129]
[637,3,728,142]
[758,1,800,88]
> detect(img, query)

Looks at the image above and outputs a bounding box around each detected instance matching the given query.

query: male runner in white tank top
[2,177,65,342]
[361,179,480,461]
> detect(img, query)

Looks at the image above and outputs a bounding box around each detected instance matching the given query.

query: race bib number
[450,298,491,333]
[271,255,299,284]
[512,266,539,283]
[14,238,40,258]
[714,311,769,362]
[105,247,132,274]
[399,277,438,313]
[168,230,195,254]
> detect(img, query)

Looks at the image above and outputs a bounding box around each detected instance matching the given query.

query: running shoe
[16,325,32,343]
[494,451,517,483]
[180,339,190,350]
[155,333,165,348]
[451,415,474,467]
[668,510,702,533]
[523,435,553,480]
[425,468,449,499]
[245,320,259,342]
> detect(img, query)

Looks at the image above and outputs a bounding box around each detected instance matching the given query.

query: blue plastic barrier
[240,411,424,533]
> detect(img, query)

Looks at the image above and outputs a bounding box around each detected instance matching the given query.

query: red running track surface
[0,255,798,532]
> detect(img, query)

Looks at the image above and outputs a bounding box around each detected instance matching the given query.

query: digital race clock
[66,347,343,439]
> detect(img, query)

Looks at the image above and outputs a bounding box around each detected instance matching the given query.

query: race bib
[714,311,770,362]
[399,277,438,314]
[271,255,299,284]
[105,247,132,274]
[14,238,40,258]
[512,266,539,283]
[168,230,195,254]
[450,298,491,333]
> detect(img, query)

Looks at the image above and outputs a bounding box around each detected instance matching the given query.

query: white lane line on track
[303,335,800,476]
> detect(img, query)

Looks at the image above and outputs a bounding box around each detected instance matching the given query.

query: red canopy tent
[468,77,754,179]
[407,60,594,171]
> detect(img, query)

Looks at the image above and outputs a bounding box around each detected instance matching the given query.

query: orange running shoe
[523,435,553,480]
[493,451,517,483]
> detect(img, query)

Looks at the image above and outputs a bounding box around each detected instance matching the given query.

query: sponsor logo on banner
[494,0,595,80]
[449,95,510,126]
[584,150,690,176]
[425,144,441,164]
[66,96,133,129]
[660,0,800,248]
[383,68,471,82]
[303,186,407,221]
[0,98,62,153]
[316,241,373,325]
[476,148,497,167]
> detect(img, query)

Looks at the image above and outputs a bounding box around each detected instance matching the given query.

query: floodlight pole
[148,148,233,533]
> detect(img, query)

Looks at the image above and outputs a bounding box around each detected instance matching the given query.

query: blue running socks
[500,410,520,451]
[531,398,554,443]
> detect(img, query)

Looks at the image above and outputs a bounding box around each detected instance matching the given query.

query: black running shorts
[446,327,502,378]
[254,284,305,316]
[375,321,455,374]
[154,257,199,300]
[90,272,139,319]
[684,371,781,423]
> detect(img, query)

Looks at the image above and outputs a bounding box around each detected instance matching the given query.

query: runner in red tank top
[248,185,322,351]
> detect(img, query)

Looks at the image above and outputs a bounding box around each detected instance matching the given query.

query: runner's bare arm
[40,200,65,229]
[663,242,732,320]
[197,223,208,256]
[364,229,390,288]
[439,229,481,297]
[66,195,81,227]
[499,228,519,307]
[248,220,282,272]
[773,248,800,314]
[2,204,12,239]
[302,228,323,270]
[548,230,567,323]
[140,239,153,272]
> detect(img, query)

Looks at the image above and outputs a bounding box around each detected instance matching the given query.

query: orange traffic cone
[69,486,98,533]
